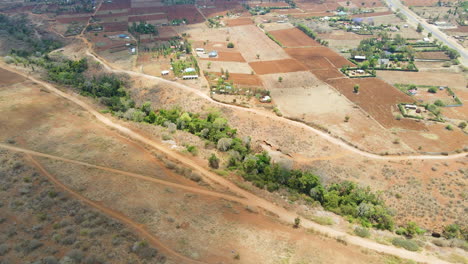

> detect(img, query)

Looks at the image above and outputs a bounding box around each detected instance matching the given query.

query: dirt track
[74,51,468,161]
[24,151,204,264]
[0,64,454,264]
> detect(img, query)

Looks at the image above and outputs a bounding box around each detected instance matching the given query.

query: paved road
[385,0,468,66]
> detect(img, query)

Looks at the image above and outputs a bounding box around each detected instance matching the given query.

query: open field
[225,17,254,27]
[327,77,426,130]
[377,71,467,90]
[0,66,402,264]
[229,25,291,62]
[285,47,355,69]
[249,59,307,74]
[268,27,321,47]
[199,60,254,74]
[415,51,450,60]
[200,51,246,62]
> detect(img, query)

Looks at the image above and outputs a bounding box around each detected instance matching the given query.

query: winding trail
[0,143,247,204]
[23,152,205,264]
[0,64,453,263]
[81,47,467,161]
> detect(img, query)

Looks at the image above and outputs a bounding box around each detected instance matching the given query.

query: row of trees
[121,104,395,230]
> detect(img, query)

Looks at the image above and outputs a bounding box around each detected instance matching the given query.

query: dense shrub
[354,226,371,238]
[391,238,419,251]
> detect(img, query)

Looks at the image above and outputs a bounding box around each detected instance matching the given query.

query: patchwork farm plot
[268,28,321,47]
[327,77,426,130]
[249,59,307,74]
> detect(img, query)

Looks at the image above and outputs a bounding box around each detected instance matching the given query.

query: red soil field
[297,2,330,12]
[56,15,92,23]
[199,2,244,18]
[128,13,167,22]
[226,17,254,27]
[200,52,246,62]
[269,28,320,47]
[285,47,355,69]
[327,77,426,130]
[101,22,129,32]
[210,72,263,86]
[165,5,205,24]
[99,0,131,11]
[415,52,450,60]
[350,11,393,18]
[129,6,165,15]
[312,68,345,80]
[249,59,307,74]
[95,12,129,19]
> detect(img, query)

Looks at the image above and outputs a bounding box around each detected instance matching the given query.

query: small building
[182,75,198,80]
[260,95,271,103]
[208,51,218,58]
[118,34,128,38]
[195,48,205,52]
[184,67,196,73]
[378,58,390,65]
[130,48,136,54]
[408,88,417,95]
[356,69,365,74]
[161,70,170,75]
[405,104,417,110]
[423,37,430,42]
[354,55,366,61]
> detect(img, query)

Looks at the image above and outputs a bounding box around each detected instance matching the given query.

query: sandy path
[23,152,204,264]
[0,64,452,264]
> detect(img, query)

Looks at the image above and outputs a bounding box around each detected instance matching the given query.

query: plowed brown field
[285,47,355,69]
[249,59,307,74]
[327,78,426,130]
[269,28,320,47]
[226,17,254,27]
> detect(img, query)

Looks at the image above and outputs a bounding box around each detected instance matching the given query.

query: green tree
[293,217,301,228]
[353,84,360,93]
[208,154,220,169]
[416,23,423,33]
[227,42,234,48]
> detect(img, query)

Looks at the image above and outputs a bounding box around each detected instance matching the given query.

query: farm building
[182,75,198,80]
[405,104,417,110]
[378,59,390,66]
[184,67,196,73]
[161,70,170,75]
[196,48,205,52]
[354,55,366,61]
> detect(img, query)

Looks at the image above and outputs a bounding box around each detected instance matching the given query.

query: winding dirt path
[0,143,247,204]
[81,46,467,161]
[23,151,204,264]
[0,64,452,264]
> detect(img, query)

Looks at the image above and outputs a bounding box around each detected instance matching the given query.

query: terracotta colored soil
[0,68,25,85]
[129,6,165,15]
[166,5,205,24]
[201,51,246,62]
[257,2,290,7]
[291,12,330,17]
[327,78,426,130]
[249,59,308,74]
[128,13,167,22]
[312,68,345,80]
[101,21,129,32]
[210,72,263,86]
[285,47,355,69]
[269,28,320,47]
[56,15,92,23]
[226,17,254,27]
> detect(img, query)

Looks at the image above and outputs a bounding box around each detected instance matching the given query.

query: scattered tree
[227,42,235,48]
[416,23,423,33]
[293,217,301,228]
[278,76,283,82]
[353,84,360,93]
[209,154,220,169]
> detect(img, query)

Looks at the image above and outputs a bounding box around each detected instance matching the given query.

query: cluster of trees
[120,104,394,230]
[296,23,329,46]
[171,55,200,76]
[0,14,62,57]
[42,57,133,112]
[129,21,158,35]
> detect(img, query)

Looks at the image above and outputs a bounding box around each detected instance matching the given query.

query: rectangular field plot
[268,28,320,47]
[249,59,307,74]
